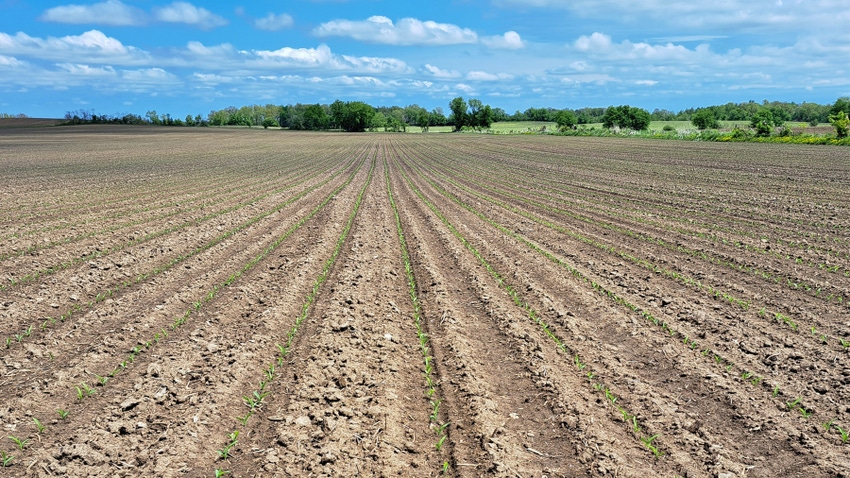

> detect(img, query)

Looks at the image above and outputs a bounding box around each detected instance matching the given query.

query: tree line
[60,97,850,138]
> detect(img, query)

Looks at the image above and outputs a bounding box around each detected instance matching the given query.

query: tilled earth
[1,126,849,477]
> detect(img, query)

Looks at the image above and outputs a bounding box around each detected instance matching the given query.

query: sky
[1,0,849,118]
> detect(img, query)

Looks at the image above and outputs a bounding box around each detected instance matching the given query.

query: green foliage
[449,96,468,131]
[829,110,849,138]
[261,117,279,129]
[602,105,651,131]
[691,109,720,129]
[338,101,375,132]
[555,109,577,131]
[750,109,777,136]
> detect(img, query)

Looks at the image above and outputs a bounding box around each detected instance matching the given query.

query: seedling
[236,412,252,426]
[823,418,836,431]
[0,451,12,467]
[799,407,813,418]
[32,418,45,434]
[56,409,69,419]
[641,434,663,457]
[7,436,29,451]
[837,427,849,443]
[772,385,780,397]
[215,469,230,477]
[787,397,802,410]
[435,434,447,451]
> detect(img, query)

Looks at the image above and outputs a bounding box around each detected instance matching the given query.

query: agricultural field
[1,126,849,477]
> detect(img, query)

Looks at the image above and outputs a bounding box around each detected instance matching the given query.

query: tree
[830,96,850,116]
[829,110,849,138]
[370,112,387,131]
[329,100,346,129]
[262,117,279,129]
[555,110,577,131]
[750,109,776,136]
[691,109,720,130]
[602,105,651,130]
[303,104,329,130]
[467,98,492,131]
[338,101,374,132]
[449,97,468,132]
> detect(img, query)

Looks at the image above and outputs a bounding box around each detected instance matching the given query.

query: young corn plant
[0,451,13,467]
[7,436,29,451]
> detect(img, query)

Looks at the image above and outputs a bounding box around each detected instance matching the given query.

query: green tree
[750,109,776,136]
[339,101,374,132]
[829,110,849,138]
[602,105,651,130]
[691,109,720,129]
[449,97,468,132]
[303,104,329,130]
[467,98,492,131]
[555,110,577,131]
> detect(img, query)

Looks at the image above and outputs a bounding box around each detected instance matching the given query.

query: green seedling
[787,397,802,410]
[840,339,850,349]
[837,427,849,443]
[56,409,69,420]
[1,451,13,467]
[32,418,45,434]
[7,436,29,451]
[215,469,230,477]
[442,461,450,474]
[799,407,813,418]
[641,434,663,457]
[772,385,780,397]
[823,418,836,431]
[236,412,252,426]
[435,434,447,451]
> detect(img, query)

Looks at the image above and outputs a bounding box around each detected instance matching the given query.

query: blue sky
[1,0,848,118]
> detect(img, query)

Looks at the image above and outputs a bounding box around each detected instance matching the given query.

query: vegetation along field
[1,126,850,477]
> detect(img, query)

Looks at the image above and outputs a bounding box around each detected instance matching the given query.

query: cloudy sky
[1,0,848,118]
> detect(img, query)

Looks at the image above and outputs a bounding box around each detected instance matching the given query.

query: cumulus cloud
[481,31,525,50]
[423,63,461,78]
[153,2,227,29]
[0,30,150,65]
[254,13,294,31]
[467,71,514,81]
[574,32,698,63]
[313,16,478,45]
[39,0,146,26]
[247,43,411,74]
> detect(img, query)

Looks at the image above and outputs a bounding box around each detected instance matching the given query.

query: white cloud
[39,0,145,26]
[481,31,525,50]
[0,30,150,65]
[467,71,514,81]
[248,43,411,74]
[314,16,478,46]
[57,63,117,77]
[424,64,460,78]
[153,2,227,29]
[254,13,294,31]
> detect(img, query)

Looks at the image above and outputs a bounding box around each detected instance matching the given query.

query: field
[1,126,849,477]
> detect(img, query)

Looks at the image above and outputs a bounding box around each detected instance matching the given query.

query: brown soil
[1,126,848,477]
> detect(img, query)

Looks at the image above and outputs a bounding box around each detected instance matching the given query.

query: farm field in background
[1,126,849,477]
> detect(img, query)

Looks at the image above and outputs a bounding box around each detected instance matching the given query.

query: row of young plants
[0,151,341,291]
[445,137,850,252]
[430,137,850,272]
[1,152,359,356]
[383,154,451,473]
[214,153,375,477]
[0,153,253,234]
[2,152,369,472]
[390,145,664,458]
[0,155,286,261]
[420,148,850,352]
[405,143,850,446]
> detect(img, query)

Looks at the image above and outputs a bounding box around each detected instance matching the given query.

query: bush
[662,125,675,131]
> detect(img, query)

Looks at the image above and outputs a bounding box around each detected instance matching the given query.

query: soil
[1,126,848,477]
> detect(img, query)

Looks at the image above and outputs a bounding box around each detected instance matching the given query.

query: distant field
[0,118,61,128]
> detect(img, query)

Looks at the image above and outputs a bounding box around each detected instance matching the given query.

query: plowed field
[1,126,848,477]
